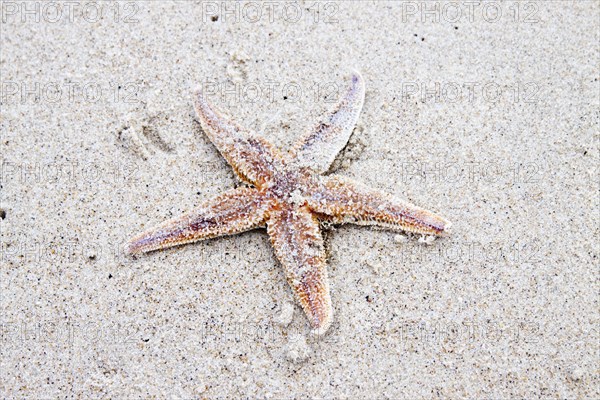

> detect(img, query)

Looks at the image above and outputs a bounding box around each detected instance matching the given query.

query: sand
[1,1,598,398]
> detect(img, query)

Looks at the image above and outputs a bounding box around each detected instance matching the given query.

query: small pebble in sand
[394,234,408,243]
[195,382,207,394]
[276,302,294,326]
[571,368,585,381]
[418,235,436,245]
[364,258,381,274]
[285,334,310,363]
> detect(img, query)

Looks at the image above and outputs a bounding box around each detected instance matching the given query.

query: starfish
[126,71,451,335]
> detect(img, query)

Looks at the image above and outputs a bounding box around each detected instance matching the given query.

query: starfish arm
[307,176,452,236]
[266,204,332,335]
[289,71,365,173]
[126,187,270,254]
[193,88,284,187]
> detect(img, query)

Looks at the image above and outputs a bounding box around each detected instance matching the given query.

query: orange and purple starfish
[126,71,451,335]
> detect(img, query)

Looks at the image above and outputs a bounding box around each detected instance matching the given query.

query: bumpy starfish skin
[126,71,451,335]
